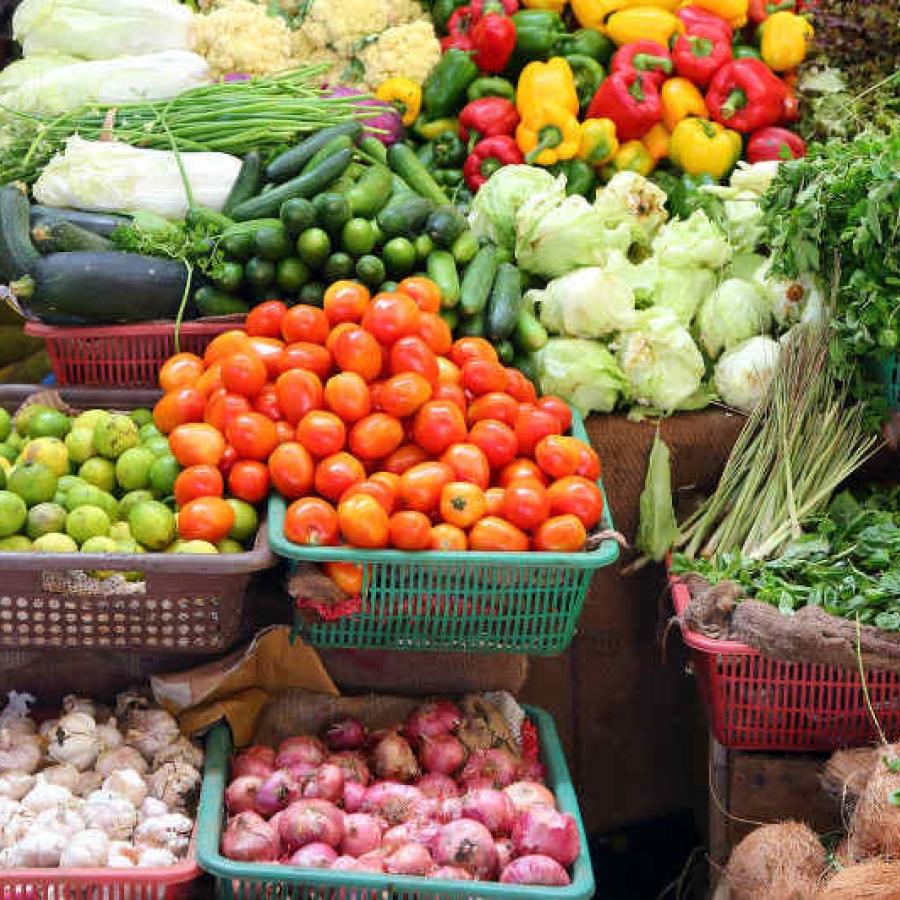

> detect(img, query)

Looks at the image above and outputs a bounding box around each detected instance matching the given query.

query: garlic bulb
[152,737,203,773]
[139,797,168,821]
[60,828,110,867]
[115,692,149,721]
[103,769,147,807]
[96,746,148,779]
[108,840,139,867]
[125,710,180,762]
[84,789,137,841]
[96,720,124,752]
[0,802,34,846]
[1,719,36,739]
[62,696,97,719]
[38,719,59,740]
[134,813,192,858]
[21,779,74,813]
[75,770,104,798]
[0,772,34,801]
[147,762,200,810]
[46,713,101,771]
[40,763,80,792]
[0,731,42,774]
[33,801,86,838]
[138,846,177,867]
[13,826,67,866]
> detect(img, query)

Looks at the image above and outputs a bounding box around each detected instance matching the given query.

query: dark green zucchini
[0,186,41,281]
[28,205,130,237]
[223,151,263,216]
[31,219,113,254]
[266,122,362,183]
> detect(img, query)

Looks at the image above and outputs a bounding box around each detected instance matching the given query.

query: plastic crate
[196,706,595,900]
[269,410,618,655]
[874,355,900,408]
[671,576,900,751]
[25,320,241,388]
[0,385,274,654]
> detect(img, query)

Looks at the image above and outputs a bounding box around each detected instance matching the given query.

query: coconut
[821,745,900,813]
[725,822,825,900]
[816,859,900,899]
[847,766,900,858]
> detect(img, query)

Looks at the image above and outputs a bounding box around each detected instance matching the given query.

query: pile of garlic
[0,691,203,869]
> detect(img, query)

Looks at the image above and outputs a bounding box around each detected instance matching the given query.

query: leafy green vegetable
[636,432,678,563]
[535,338,629,416]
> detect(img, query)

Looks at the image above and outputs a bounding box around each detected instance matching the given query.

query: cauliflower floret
[299,0,389,55]
[358,21,440,88]
[384,0,426,25]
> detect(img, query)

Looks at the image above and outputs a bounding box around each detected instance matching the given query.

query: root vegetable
[96,747,148,779]
[432,865,473,880]
[124,710,180,762]
[382,820,440,851]
[226,775,262,815]
[276,736,327,770]
[341,780,366,813]
[323,718,366,751]
[288,841,339,868]
[341,813,384,857]
[405,702,462,743]
[302,763,344,803]
[459,748,519,790]
[329,751,371,786]
[432,819,497,879]
[461,789,515,836]
[231,746,276,780]
[494,836,514,870]
[384,842,434,876]
[416,773,459,800]
[361,783,426,826]
[255,769,300,817]
[222,811,280,862]
[512,805,580,867]
[48,713,101,771]
[500,854,572,885]
[371,732,420,783]
[0,772,34,801]
[504,781,556,814]
[278,799,344,850]
[419,734,467,776]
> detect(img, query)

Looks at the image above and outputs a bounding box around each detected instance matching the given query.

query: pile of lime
[0,405,255,561]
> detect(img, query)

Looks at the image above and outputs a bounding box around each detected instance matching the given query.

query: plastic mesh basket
[196,707,595,900]
[874,354,900,408]
[671,577,900,751]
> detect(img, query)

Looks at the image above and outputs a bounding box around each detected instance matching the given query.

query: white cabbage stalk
[0,55,80,95]
[714,336,781,412]
[34,137,242,220]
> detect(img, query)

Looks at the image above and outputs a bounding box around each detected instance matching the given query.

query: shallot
[504,780,557,814]
[302,763,343,803]
[432,865,473,880]
[341,780,366,813]
[432,819,498,879]
[329,751,371,785]
[341,813,383,857]
[323,718,366,751]
[405,701,461,742]
[276,736,327,770]
[370,732,419,783]
[459,748,519,790]
[500,854,572,886]
[226,776,262,815]
[255,770,300,818]
[495,837,515,870]
[287,842,338,868]
[361,782,425,826]
[416,773,459,800]
[418,734,467,776]
[512,805,580,867]
[461,789,515,836]
[384,842,434,876]
[278,799,343,850]
[382,821,440,851]
[231,746,276,780]
[222,811,280,862]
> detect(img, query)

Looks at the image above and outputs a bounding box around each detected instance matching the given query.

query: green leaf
[635,432,678,563]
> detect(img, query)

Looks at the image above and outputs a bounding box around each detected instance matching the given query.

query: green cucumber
[31,219,113,254]
[376,195,435,238]
[515,303,549,352]
[439,307,459,331]
[266,122,362,182]
[223,151,263,216]
[387,143,451,205]
[426,205,467,248]
[29,205,129,237]
[0,186,40,282]
[458,311,485,337]
[358,135,388,165]
[426,251,460,308]
[487,262,522,341]
[513,351,540,385]
[302,135,355,175]
[451,230,480,265]
[346,165,393,217]
[459,246,499,317]
[497,339,515,364]
[194,286,250,317]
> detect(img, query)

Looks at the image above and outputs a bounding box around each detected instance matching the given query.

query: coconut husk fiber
[821,746,900,813]
[816,860,900,899]
[848,766,900,859]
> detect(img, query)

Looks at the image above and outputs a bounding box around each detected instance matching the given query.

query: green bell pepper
[416,142,437,168]
[509,10,568,67]
[434,132,467,168]
[467,76,516,103]
[433,168,465,187]
[432,0,468,33]
[557,28,615,65]
[422,49,479,119]
[565,55,605,113]
[733,43,762,60]
[549,159,597,197]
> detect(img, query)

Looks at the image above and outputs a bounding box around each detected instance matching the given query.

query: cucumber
[358,135,388,165]
[232,150,353,221]
[29,205,129,237]
[451,230,480,265]
[458,311,485,337]
[426,205,467,247]
[266,122,362,182]
[221,218,283,240]
[513,351,540,385]
[426,251,460,308]
[31,219,113,254]
[0,185,40,281]
[387,143,451,205]
[223,151,263,216]
[377,195,435,238]
[459,246,499,317]
[496,339,515,365]
[302,135,355,175]
[194,286,250,317]
[487,262,522,341]
[346,165,393,218]
[515,304,549,352]
[439,307,459,331]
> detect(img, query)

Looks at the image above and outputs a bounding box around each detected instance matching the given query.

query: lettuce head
[714,335,781,412]
[535,265,637,338]
[599,171,668,245]
[696,277,771,359]
[651,210,732,270]
[537,338,629,416]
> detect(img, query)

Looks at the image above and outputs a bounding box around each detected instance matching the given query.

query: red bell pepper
[748,0,801,25]
[747,126,806,162]
[610,40,673,89]
[672,25,732,88]
[459,97,520,144]
[706,58,787,133]
[471,0,518,16]
[677,6,732,43]
[463,135,523,191]
[586,71,662,142]
[471,12,517,74]
[443,6,476,51]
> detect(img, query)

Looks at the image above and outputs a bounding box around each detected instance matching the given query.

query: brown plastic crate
[0,385,274,653]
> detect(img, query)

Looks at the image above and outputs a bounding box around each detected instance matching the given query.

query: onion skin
[287,842,338,869]
[255,769,300,817]
[371,733,420,783]
[341,813,384,857]
[495,837,515,871]
[503,781,557,814]
[461,789,515,836]
[382,821,440,851]
[500,854,572,886]
[459,748,519,790]
[416,773,459,800]
[324,718,367,751]
[384,842,435,876]
[329,751,371,786]
[432,819,498,880]
[341,780,367,814]
[419,734,467,777]
[278,799,345,851]
[512,805,580,867]
[326,87,403,146]
[303,763,344,803]
[405,701,462,743]
[362,782,426,826]
[225,775,262,815]
[276,736,327,770]
[222,811,280,862]
[231,747,276,780]
[432,865,474,880]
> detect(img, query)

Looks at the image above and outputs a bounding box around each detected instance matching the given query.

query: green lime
[65,484,118,521]
[383,237,416,278]
[26,502,67,540]
[254,223,293,261]
[313,192,351,235]
[65,428,95,465]
[281,197,316,235]
[22,437,70,476]
[143,436,171,459]
[115,446,155,492]
[7,463,57,507]
[93,414,139,460]
[57,475,84,495]
[15,404,54,437]
[81,535,117,553]
[0,535,30,552]
[174,539,218,554]
[415,234,434,261]
[139,423,162,442]
[342,218,376,257]
[32,532,78,553]
[226,498,258,545]
[0,444,17,465]
[129,408,153,427]
[0,490,27,537]
[79,457,116,493]
[355,254,386,289]
[0,409,11,442]
[129,500,176,551]
[245,256,276,288]
[109,521,133,543]
[217,538,244,554]
[296,228,331,270]
[149,455,181,499]
[6,433,22,452]
[118,490,155,522]
[322,252,354,282]
[26,408,70,439]
[298,282,325,307]
[276,257,310,293]
[72,410,109,433]
[66,505,111,545]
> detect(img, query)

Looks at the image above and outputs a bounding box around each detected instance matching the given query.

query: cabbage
[535,266,637,338]
[2,51,212,116]
[468,165,560,252]
[651,211,732,270]
[0,55,80,95]
[729,161,780,196]
[652,266,717,327]
[600,172,668,245]
[536,338,629,416]
[729,252,767,282]
[696,278,771,359]
[714,336,781,412]
[720,194,764,254]
[616,309,705,410]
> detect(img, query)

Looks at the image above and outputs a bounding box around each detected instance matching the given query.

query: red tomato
[498,458,547,488]
[379,373,433,418]
[349,413,404,461]
[547,476,604,529]
[417,312,453,355]
[469,517,529,552]
[282,304,329,345]
[276,342,333,380]
[362,293,422,345]
[325,372,372,423]
[484,487,505,517]
[515,406,563,456]
[174,464,224,508]
[326,322,357,352]
[247,337,285,379]
[413,401,467,456]
[431,382,467,413]
[535,435,580,480]
[370,471,400,494]
[274,420,294,444]
[314,452,366,502]
[204,330,253,367]
[246,300,287,338]
[332,328,383,382]
[195,362,224,397]
[159,353,204,393]
[204,392,251,435]
[268,442,315,500]
[323,280,370,325]
[388,510,432,550]
[296,410,346,457]
[368,380,386,411]
[275,369,324,423]
[398,461,454,514]
[153,388,205,434]
[325,561,363,594]
[341,479,395,515]
[467,392,518,428]
[390,336,439,384]
[440,443,490,489]
[178,496,235,543]
[429,523,467,551]
[338,494,389,548]
[225,412,279,461]
[505,368,538,404]
[219,444,237,477]
[469,420,517,470]
[436,357,461,385]
[450,337,498,368]
[382,443,430,475]
[221,351,267,398]
[398,276,442,312]
[502,477,550,531]
[227,460,270,504]
[439,482,486,529]
[537,395,572,432]
[168,422,226,468]
[532,514,587,552]
[285,497,339,546]
[253,384,282,421]
[462,360,508,396]
[574,442,602,480]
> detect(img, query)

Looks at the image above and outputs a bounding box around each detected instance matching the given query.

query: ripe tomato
[515,406,562,456]
[159,353,204,393]
[362,293,422,345]
[547,476,604,529]
[537,395,572,432]
[467,393,518,428]
[325,372,372,423]
[535,435,580,480]
[324,560,363,594]
[462,360,508,396]
[439,482,486,529]
[484,487,505,517]
[275,369,324,423]
[174,464,223,508]
[225,412,279,461]
[532,514,587,552]
[178,496,235,543]
[168,422,226,468]
[253,384,282,421]
[282,304,329,345]
[450,337,498,368]
[502,477,550,531]
[205,392,251,434]
[204,330,253,367]
[469,420,517,470]
[505,368,538,404]
[332,327,383,382]
[274,420,294,444]
[195,362,224,397]
[498,458,547,488]
[431,382,466,412]
[368,380,385,411]
[469,517,529,552]
[436,357,461,385]
[341,479,395,514]
[246,300,287,338]
[153,388,205,434]
[276,342,332,380]
[268,441,315,499]
[227,460,270,504]
[296,410,346,457]
[429,523,467,551]
[219,444,237,476]
[440,443,490,489]
[574,442,601,480]
[323,280,370,326]
[246,337,285,378]
[370,471,400,494]
[326,322,357,353]
[390,336,439,384]
[314,452,366,502]
[417,312,453,355]
[284,497,340,547]
[388,510,431,550]
[380,373,432,418]
[382,443,430,475]
[398,461,454,514]
[349,413,404,461]
[398,276,441,313]
[221,351,268,398]
[338,494,389,548]
[413,401,467,456]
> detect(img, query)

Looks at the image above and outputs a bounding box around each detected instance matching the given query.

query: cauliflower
[357,21,441,87]
[297,0,390,55]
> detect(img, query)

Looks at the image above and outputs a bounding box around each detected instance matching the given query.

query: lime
[115,447,155,492]
[115,537,142,554]
[22,437,69,477]
[57,475,84,495]
[72,410,109,433]
[109,521,133,542]
[0,535,30,552]
[174,539,218,554]
[27,408,70,440]
[0,444,17,464]
[79,457,116,493]
[296,227,331,270]
[217,538,244,554]
[26,502,67,540]
[6,433,22,452]
[355,254,386,289]
[65,484,118,521]
[93,414,139,459]
[139,423,162,442]
[81,535,117,553]
[65,428,95,465]
[342,218,376,257]
[0,409,11,442]
[0,465,5,490]
[32,533,78,553]
[7,463,58,507]
[129,408,153,427]
[276,257,310,293]
[226,499,258,545]
[382,237,416,278]
[143,435,171,458]
[0,491,27,537]
[66,505,111,545]
[15,404,54,437]
[149,455,181,499]
[129,500,176,551]
[118,490,154,522]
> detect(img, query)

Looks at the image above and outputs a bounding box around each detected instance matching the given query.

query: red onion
[494,837,514,870]
[255,769,300,817]
[362,783,426,826]
[460,748,519,789]
[371,732,420,783]
[382,821,440,851]
[500,854,571,886]
[416,773,459,800]
[512,805,580,867]
[279,800,344,850]
[330,854,358,870]
[432,819,497,880]
[231,746,276,780]
[326,87,403,146]
[504,781,556,814]
[461,789,515,836]
[432,865,473,880]
[355,850,387,872]
[384,842,435,876]
[226,775,262,814]
[517,758,546,782]
[329,751,371,786]
[286,761,317,782]
[405,701,462,743]
[323,717,367,751]
[341,780,367,814]
[341,813,384,857]
[303,763,344,803]
[418,734,467,776]
[276,736,327,770]
[221,811,280,862]
[287,842,338,869]
[437,797,463,823]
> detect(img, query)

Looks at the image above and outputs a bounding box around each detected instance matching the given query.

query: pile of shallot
[222,699,580,886]
[0,691,202,869]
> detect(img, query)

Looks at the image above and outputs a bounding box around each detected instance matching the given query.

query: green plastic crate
[874,355,900,407]
[196,706,595,900]
[268,410,618,655]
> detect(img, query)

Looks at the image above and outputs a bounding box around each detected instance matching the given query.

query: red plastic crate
[26,320,242,387]
[671,576,900,751]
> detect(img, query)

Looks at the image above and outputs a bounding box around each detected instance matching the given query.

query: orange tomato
[469,517,529,552]
[221,351,268,398]
[341,479,396,515]
[469,420,518,470]
[436,357,462,385]
[159,352,204,393]
[535,435,581,480]
[274,420,294,444]
[204,392,252,435]
[323,280,370,326]
[484,487,505,517]
[314,452,366,502]
[253,384,282,421]
[285,497,340,546]
[275,369,324,424]
[498,458,547,488]
[325,372,372,423]
[276,342,332,380]
[282,304,329,345]
[177,496,236,543]
[338,494,389,548]
[429,523,467,551]
[227,460,270,504]
[382,443,430,475]
[268,442,315,500]
[450,337,498,368]
[324,560,363,594]
[461,360,508,396]
[390,336,439,385]
[225,412,279,461]
[440,443,490,489]
[246,300,287,338]
[515,406,563,456]
[174,464,224,508]
[398,461,454,515]
[296,410,346,457]
[398,276,442,312]
[532,514,587,552]
[332,328,383,382]
[574,442,601,480]
[439,482,486,529]
[326,322,357,353]
[431,382,467,413]
[247,337,285,379]
[379,373,433,419]
[168,422,226,468]
[417,312,453,355]
[348,413,404,461]
[388,510,432,550]
[153,388,205,434]
[370,471,400,494]
[203,330,253,367]
[195,362,224,397]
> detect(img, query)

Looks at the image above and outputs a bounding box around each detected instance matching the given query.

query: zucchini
[426,251,460,308]
[426,205,467,247]
[487,262,522,341]
[377,195,435,238]
[387,144,451,205]
[459,246,499,317]
[28,205,129,237]
[223,151,263,216]
[302,135,355,175]
[194,286,250,317]
[31,219,113,254]
[232,149,353,221]
[266,122,362,182]
[346,165,393,218]
[0,186,40,282]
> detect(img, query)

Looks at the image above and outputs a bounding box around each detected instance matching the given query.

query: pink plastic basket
[671,576,900,751]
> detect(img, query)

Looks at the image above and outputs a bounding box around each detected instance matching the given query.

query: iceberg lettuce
[535,265,637,338]
[536,338,629,416]
[714,335,781,412]
[696,277,771,358]
[651,210,732,270]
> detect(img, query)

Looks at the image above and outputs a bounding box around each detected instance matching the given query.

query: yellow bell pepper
[606,7,685,47]
[516,58,579,117]
[668,117,741,180]
[578,118,619,168]
[642,122,670,163]
[760,11,813,73]
[601,140,656,180]
[375,78,422,126]
[522,0,568,11]
[571,0,678,33]
[678,0,748,29]
[516,104,582,166]
[660,77,708,133]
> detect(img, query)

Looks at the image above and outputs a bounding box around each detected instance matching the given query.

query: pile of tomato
[150,277,604,562]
